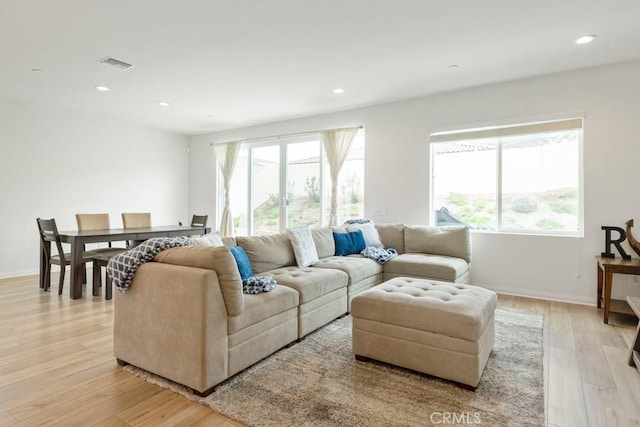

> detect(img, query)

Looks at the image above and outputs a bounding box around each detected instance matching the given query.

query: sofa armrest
[114,262,228,393]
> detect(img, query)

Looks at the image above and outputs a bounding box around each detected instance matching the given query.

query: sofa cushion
[383,253,468,282]
[154,246,244,316]
[404,225,471,263]
[236,233,296,273]
[287,227,319,268]
[313,255,383,286]
[264,266,348,304]
[227,285,299,335]
[333,230,366,256]
[311,227,335,259]
[375,223,406,254]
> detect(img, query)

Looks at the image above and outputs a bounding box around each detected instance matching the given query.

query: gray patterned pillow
[287,226,319,268]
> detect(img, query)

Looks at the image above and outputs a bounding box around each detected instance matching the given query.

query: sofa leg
[456,382,477,392]
[193,386,216,397]
[355,354,370,362]
[286,340,297,348]
[116,358,129,366]
[297,336,306,343]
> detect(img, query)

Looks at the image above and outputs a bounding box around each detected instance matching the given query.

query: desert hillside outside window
[223,129,364,236]
[430,117,583,235]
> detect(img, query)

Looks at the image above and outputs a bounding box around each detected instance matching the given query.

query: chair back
[76,213,110,231]
[190,214,208,228]
[122,212,151,228]
[36,218,66,264]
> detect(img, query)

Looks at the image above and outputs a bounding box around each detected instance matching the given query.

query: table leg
[70,239,84,299]
[603,268,613,324]
[93,260,101,297]
[597,262,603,308]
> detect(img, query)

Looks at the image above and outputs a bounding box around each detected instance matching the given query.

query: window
[225,129,364,236]
[430,118,583,235]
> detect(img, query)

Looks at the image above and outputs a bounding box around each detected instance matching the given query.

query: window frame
[429,116,584,237]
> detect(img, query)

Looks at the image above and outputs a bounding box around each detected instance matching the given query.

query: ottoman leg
[355,354,370,362]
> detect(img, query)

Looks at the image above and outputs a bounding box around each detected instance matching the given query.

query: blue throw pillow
[228,246,253,280]
[333,230,366,256]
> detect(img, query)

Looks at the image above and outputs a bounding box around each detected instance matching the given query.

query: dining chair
[188,214,208,237]
[36,218,96,295]
[190,214,208,228]
[122,212,151,247]
[75,213,126,253]
[121,212,151,228]
[76,213,126,297]
[93,254,114,300]
[76,213,110,233]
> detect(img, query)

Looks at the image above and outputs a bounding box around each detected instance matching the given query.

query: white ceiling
[2,0,640,135]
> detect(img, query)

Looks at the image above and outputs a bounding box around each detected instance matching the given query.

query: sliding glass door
[286,140,322,229]
[250,145,281,235]
[224,129,364,236]
[249,138,322,235]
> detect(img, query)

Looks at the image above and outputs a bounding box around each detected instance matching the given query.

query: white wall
[189,59,640,305]
[0,98,189,277]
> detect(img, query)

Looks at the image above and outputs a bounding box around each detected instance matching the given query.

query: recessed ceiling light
[333,88,345,94]
[158,101,170,107]
[31,68,42,72]
[575,35,597,45]
[448,64,459,70]
[95,85,109,91]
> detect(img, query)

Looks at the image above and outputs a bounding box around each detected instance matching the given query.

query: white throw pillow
[192,233,224,247]
[287,227,319,268]
[345,223,384,248]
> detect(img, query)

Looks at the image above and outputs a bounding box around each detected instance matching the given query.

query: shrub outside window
[430,118,583,235]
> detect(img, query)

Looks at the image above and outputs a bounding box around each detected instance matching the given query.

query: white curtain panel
[214,140,242,236]
[321,127,359,226]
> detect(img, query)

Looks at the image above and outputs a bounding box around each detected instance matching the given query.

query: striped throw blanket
[361,246,398,264]
[108,237,193,293]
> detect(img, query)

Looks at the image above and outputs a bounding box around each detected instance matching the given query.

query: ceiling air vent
[97,57,134,70]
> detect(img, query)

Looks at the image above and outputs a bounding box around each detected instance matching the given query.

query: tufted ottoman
[351,277,497,389]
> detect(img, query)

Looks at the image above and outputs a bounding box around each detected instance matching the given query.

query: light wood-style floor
[1,274,639,426]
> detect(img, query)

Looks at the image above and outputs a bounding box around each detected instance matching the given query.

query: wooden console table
[596,256,640,324]
[628,296,640,373]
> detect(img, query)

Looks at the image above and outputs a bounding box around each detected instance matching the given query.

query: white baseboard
[0,270,38,280]
[0,267,96,281]
[477,283,595,307]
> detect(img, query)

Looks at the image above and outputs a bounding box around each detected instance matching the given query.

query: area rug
[125,307,544,427]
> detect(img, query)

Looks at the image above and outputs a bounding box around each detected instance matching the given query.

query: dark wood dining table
[40,225,211,299]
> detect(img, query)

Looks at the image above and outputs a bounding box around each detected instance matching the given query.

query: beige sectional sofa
[114,223,471,396]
